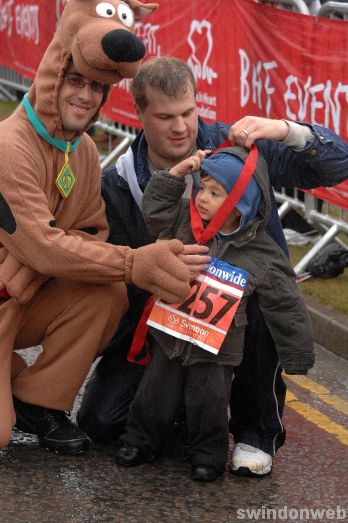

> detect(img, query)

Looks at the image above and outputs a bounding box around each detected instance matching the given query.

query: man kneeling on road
[0,3,209,456]
[77,56,348,476]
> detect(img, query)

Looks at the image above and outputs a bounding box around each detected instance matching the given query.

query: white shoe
[231,443,272,476]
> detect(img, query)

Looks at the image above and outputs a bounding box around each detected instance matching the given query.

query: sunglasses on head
[63,73,110,94]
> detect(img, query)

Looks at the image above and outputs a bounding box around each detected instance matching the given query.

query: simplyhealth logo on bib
[147,257,248,355]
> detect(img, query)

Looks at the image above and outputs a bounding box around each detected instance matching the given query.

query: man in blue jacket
[77,56,348,476]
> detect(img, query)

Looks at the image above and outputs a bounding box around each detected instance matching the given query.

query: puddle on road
[10,428,38,446]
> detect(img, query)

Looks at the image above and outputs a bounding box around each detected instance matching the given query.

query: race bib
[147,257,248,355]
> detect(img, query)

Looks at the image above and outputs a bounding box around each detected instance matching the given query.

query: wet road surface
[0,344,347,523]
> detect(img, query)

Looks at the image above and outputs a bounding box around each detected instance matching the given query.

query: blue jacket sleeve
[256,124,348,190]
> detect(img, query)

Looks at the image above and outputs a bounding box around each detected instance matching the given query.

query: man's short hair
[130,56,196,110]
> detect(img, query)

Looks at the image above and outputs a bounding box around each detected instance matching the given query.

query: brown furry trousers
[0,278,128,448]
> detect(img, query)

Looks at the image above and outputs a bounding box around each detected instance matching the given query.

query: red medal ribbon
[127,296,155,365]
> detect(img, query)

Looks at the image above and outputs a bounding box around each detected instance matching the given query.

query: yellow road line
[286,391,348,446]
[286,374,348,416]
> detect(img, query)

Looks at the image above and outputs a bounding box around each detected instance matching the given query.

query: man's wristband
[279,120,314,149]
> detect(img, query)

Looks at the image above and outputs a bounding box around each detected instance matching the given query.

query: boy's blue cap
[200,152,262,229]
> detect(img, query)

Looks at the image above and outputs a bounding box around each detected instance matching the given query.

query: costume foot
[115,442,155,467]
[191,465,219,482]
[13,396,90,455]
[231,443,272,477]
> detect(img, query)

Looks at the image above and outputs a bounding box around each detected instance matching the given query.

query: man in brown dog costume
[0,0,208,455]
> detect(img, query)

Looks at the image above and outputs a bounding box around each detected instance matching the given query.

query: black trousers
[120,344,233,472]
[230,298,286,455]
[78,294,286,455]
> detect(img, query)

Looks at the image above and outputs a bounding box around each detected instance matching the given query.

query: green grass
[0,100,19,120]
[289,244,348,315]
[0,99,347,314]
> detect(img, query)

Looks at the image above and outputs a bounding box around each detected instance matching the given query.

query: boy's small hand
[169,150,211,178]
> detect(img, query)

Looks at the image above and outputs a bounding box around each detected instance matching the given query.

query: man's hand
[228,116,289,148]
[179,244,210,279]
[130,239,192,303]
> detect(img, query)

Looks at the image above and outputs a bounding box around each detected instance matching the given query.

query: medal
[21,94,80,199]
[55,142,76,198]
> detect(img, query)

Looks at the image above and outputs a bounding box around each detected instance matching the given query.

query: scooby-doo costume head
[30,0,158,136]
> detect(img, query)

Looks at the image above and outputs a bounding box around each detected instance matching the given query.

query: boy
[114,146,314,481]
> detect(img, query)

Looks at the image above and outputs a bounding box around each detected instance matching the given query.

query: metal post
[277,201,291,218]
[100,136,134,170]
[317,1,348,17]
[258,0,310,14]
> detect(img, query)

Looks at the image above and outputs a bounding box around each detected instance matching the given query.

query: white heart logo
[187,20,218,85]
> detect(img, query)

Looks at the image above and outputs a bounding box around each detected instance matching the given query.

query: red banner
[0,0,347,206]
[306,180,348,210]
[0,0,65,78]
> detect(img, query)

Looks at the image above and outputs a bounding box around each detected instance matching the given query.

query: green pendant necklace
[22,93,81,198]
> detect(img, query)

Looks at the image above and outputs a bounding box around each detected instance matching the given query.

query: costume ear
[129,0,158,20]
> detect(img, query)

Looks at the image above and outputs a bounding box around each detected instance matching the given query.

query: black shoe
[115,442,155,467]
[13,396,90,455]
[191,465,219,482]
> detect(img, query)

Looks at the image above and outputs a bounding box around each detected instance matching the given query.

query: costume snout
[102,29,146,62]
[69,20,146,84]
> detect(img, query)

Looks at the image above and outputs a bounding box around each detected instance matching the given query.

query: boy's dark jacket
[142,146,315,374]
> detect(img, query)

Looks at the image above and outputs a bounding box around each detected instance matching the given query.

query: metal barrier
[258,0,348,17]
[317,1,348,18]
[275,189,348,275]
[257,0,310,14]
[95,120,136,170]
[0,66,32,100]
